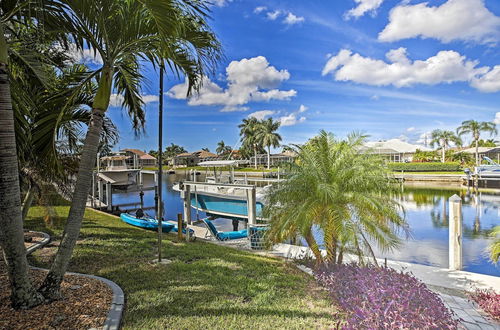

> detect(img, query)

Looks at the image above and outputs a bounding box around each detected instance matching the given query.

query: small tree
[430,130,462,163]
[256,118,281,169]
[457,120,497,166]
[264,131,407,264]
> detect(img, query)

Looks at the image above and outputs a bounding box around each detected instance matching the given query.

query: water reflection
[111,175,499,276]
[379,185,499,276]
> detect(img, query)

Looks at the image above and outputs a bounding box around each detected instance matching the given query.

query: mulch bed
[0,246,112,329]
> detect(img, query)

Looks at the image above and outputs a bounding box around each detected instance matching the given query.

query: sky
[74,0,500,153]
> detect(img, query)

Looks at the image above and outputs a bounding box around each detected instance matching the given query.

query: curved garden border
[26,231,125,330]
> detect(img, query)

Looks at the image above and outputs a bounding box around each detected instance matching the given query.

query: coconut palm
[255,118,281,169]
[239,117,261,168]
[264,131,407,264]
[430,130,462,163]
[0,0,75,308]
[216,140,231,155]
[457,120,497,166]
[37,0,221,300]
[165,143,187,158]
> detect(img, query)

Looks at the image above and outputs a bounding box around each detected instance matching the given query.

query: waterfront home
[461,146,500,163]
[362,139,431,162]
[121,149,157,167]
[250,151,297,167]
[170,150,219,167]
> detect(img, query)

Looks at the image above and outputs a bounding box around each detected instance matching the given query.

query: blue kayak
[120,213,175,233]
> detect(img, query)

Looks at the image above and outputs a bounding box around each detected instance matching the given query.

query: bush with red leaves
[314,263,460,329]
[468,288,500,322]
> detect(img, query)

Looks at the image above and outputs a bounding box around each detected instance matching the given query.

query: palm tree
[216,140,227,155]
[201,147,210,152]
[264,131,407,264]
[457,120,497,166]
[239,117,261,168]
[430,130,462,163]
[37,0,221,300]
[165,143,187,158]
[0,0,74,308]
[255,118,281,169]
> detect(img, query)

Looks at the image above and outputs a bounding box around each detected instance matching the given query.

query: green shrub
[387,162,461,172]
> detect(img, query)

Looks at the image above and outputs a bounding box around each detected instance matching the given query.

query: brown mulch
[0,248,112,329]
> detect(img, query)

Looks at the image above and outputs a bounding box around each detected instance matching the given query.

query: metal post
[247,186,256,226]
[91,171,95,208]
[98,179,103,208]
[177,213,183,241]
[448,194,463,270]
[183,185,191,241]
[106,182,112,211]
[157,63,164,262]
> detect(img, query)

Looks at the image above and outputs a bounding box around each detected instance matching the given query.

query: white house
[362,139,432,162]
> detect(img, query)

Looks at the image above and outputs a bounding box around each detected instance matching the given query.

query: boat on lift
[173,160,269,220]
[474,156,500,178]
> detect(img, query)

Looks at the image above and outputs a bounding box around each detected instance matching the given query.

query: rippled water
[112,174,499,276]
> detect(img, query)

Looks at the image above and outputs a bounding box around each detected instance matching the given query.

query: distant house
[121,149,157,167]
[460,147,500,163]
[171,150,218,167]
[250,151,297,167]
[361,139,432,162]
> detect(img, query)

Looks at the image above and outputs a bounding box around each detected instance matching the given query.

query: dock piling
[448,194,463,270]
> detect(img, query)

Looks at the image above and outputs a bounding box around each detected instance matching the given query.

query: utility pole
[157,62,164,262]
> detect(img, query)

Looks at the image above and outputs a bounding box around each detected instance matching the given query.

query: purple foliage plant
[314,263,460,329]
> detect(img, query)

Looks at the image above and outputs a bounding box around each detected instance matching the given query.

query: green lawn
[25,207,339,329]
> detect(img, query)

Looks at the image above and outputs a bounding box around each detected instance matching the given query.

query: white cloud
[283,13,304,25]
[279,113,306,127]
[322,48,500,92]
[494,112,500,125]
[167,56,296,111]
[254,6,267,14]
[378,0,500,44]
[345,0,384,20]
[212,0,231,7]
[417,131,432,145]
[370,95,380,100]
[248,110,276,120]
[66,44,103,65]
[267,10,281,20]
[109,93,158,107]
[471,66,500,92]
[406,127,416,132]
[298,104,308,113]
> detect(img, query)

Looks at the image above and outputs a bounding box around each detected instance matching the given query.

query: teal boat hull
[120,213,174,233]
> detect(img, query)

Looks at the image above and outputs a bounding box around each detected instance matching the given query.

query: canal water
[112,174,500,276]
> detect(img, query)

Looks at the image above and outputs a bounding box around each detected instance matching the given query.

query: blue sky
[94,0,500,153]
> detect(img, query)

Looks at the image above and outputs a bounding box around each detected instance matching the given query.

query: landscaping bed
[24,206,339,329]
[0,260,112,330]
[23,231,46,250]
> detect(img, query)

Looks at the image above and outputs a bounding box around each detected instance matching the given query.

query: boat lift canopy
[198,160,240,167]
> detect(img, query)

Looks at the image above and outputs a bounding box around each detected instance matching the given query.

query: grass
[25,207,339,329]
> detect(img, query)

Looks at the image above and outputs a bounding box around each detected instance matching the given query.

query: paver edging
[26,231,125,330]
[25,231,51,255]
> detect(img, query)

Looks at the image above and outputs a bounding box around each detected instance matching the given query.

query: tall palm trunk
[0,26,44,309]
[323,229,337,264]
[475,137,479,166]
[39,67,112,300]
[441,140,446,163]
[267,145,271,170]
[253,144,257,169]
